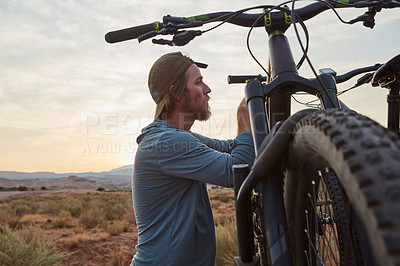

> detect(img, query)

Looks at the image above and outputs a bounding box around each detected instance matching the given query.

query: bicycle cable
[291,0,370,107]
[197,0,370,89]
[201,5,276,34]
[246,12,272,77]
[292,94,321,108]
[292,0,336,107]
[198,1,311,77]
[315,0,354,24]
[337,85,358,95]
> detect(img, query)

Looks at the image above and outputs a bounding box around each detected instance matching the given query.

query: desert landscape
[0,187,237,266]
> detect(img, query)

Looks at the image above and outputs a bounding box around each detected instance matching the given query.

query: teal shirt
[131,119,254,265]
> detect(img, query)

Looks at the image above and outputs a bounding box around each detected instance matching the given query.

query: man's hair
[159,72,188,119]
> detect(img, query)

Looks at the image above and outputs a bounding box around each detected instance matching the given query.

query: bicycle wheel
[284,109,400,266]
[287,167,364,266]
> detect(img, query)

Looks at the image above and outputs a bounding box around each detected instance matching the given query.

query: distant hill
[0,165,133,180]
[0,165,134,190]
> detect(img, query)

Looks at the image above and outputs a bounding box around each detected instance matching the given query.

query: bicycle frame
[235,9,355,266]
[233,6,400,265]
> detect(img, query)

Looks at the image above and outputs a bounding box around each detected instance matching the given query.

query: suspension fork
[317,74,341,109]
[248,16,297,266]
[240,34,296,264]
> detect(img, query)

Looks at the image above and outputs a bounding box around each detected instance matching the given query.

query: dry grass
[69,234,84,249]
[209,189,238,265]
[215,218,238,266]
[0,191,136,265]
[0,189,237,265]
[107,247,128,266]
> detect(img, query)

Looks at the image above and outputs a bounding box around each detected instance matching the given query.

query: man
[131,52,255,265]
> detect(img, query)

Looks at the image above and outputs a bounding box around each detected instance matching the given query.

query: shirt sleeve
[156,130,255,187]
[189,132,235,153]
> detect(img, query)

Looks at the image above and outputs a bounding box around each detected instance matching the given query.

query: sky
[1,0,399,173]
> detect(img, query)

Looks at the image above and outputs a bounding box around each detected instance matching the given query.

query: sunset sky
[1,0,399,173]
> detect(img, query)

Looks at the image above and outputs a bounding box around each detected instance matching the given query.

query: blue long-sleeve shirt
[131,119,254,265]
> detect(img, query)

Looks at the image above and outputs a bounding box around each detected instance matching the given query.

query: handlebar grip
[105,22,160,43]
[228,75,267,84]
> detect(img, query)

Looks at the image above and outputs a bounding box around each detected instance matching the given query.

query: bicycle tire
[284,109,400,266]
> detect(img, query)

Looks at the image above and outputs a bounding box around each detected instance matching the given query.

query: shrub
[64,197,83,218]
[40,198,64,216]
[0,207,20,229]
[107,248,127,266]
[105,222,125,236]
[210,199,223,210]
[17,186,28,191]
[13,203,30,217]
[68,234,84,249]
[10,198,39,217]
[79,207,105,229]
[53,211,74,229]
[209,189,234,203]
[0,225,69,265]
[66,205,82,218]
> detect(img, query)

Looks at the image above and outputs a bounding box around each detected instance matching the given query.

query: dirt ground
[54,229,137,265]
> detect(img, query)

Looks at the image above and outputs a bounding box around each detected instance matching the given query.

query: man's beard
[182,94,211,122]
[197,104,211,121]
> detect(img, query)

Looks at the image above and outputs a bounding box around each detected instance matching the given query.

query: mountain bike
[105,1,400,265]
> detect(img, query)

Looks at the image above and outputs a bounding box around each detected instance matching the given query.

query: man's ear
[169,85,183,102]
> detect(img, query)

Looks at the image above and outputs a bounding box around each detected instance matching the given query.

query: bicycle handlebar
[106,22,158,43]
[227,63,382,85]
[335,64,382,83]
[105,0,400,44]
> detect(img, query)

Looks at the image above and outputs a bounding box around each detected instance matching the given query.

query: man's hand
[237,98,252,134]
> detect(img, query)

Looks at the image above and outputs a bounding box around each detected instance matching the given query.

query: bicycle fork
[234,16,344,266]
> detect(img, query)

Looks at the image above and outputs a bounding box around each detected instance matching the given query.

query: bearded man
[131,52,255,266]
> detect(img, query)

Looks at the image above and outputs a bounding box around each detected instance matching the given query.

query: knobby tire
[284,109,400,266]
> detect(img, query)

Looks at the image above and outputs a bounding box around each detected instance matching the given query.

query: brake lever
[138,31,160,43]
[350,0,400,28]
[355,72,374,86]
[152,30,202,46]
[152,38,174,46]
[349,8,377,28]
[173,30,202,46]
